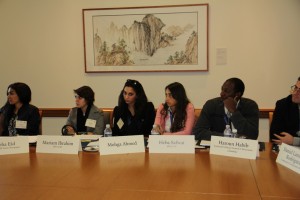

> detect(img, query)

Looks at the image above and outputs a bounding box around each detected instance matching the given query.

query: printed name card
[0,136,29,155]
[276,143,300,174]
[148,135,195,154]
[36,135,80,154]
[210,136,258,159]
[99,135,145,155]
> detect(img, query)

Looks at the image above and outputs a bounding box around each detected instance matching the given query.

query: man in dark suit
[193,77,259,140]
[270,76,300,146]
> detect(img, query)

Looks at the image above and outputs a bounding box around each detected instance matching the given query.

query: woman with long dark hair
[154,82,194,135]
[112,79,155,137]
[0,82,40,136]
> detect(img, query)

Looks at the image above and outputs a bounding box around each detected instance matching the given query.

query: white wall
[1,0,299,141]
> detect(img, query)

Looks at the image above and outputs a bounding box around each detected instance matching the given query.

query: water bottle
[151,124,159,135]
[223,125,232,137]
[232,129,238,138]
[104,124,112,137]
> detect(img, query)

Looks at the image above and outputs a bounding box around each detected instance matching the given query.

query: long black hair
[161,82,190,132]
[118,79,148,117]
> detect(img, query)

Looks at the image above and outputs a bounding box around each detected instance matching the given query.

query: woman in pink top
[154,82,195,135]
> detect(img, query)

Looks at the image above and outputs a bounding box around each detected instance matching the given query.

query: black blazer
[112,102,155,137]
[270,95,299,140]
[1,104,41,136]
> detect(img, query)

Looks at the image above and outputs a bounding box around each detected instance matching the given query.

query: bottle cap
[106,124,110,128]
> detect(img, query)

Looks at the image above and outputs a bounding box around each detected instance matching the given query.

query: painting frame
[82,4,209,73]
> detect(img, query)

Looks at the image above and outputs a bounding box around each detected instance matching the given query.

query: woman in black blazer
[0,82,40,136]
[112,79,155,137]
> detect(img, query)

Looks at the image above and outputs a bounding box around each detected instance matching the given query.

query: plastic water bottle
[151,124,159,135]
[104,124,112,137]
[223,125,232,137]
[232,129,238,138]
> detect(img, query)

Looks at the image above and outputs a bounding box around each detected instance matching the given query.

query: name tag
[0,136,29,155]
[148,135,195,154]
[85,119,96,128]
[210,136,258,159]
[276,143,300,174]
[15,120,27,129]
[36,135,79,154]
[99,135,145,155]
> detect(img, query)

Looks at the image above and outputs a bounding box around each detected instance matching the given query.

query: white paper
[200,140,211,146]
[276,143,300,174]
[85,119,96,128]
[27,135,38,143]
[210,136,258,159]
[195,140,206,149]
[148,135,195,154]
[99,135,145,155]
[78,135,101,140]
[15,120,27,129]
[0,136,29,155]
[36,135,80,154]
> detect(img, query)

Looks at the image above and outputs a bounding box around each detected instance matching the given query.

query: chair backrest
[102,108,114,128]
[0,113,4,136]
[194,109,201,126]
[269,112,273,127]
[39,110,42,135]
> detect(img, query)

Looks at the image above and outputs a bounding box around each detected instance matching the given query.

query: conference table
[0,143,299,200]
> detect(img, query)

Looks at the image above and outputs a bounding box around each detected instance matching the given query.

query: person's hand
[154,124,163,135]
[223,97,237,113]
[272,132,294,145]
[66,126,76,135]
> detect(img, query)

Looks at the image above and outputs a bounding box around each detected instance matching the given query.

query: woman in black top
[0,82,40,136]
[112,79,155,137]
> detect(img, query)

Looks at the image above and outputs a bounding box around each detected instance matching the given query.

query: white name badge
[210,136,258,159]
[276,143,300,174]
[148,135,195,154]
[36,135,80,154]
[0,136,29,155]
[85,119,96,128]
[15,120,27,129]
[99,135,145,155]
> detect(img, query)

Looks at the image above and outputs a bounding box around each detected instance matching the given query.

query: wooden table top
[0,144,299,200]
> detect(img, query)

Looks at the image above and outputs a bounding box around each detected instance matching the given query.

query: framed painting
[82,4,209,73]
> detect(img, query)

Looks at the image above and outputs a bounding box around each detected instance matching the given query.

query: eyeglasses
[290,85,300,93]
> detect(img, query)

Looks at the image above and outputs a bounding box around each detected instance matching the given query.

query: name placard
[99,135,145,155]
[0,136,29,155]
[148,135,195,154]
[276,143,300,174]
[210,136,258,159]
[36,135,80,154]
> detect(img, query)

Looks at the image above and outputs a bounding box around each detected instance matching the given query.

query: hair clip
[127,79,137,85]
